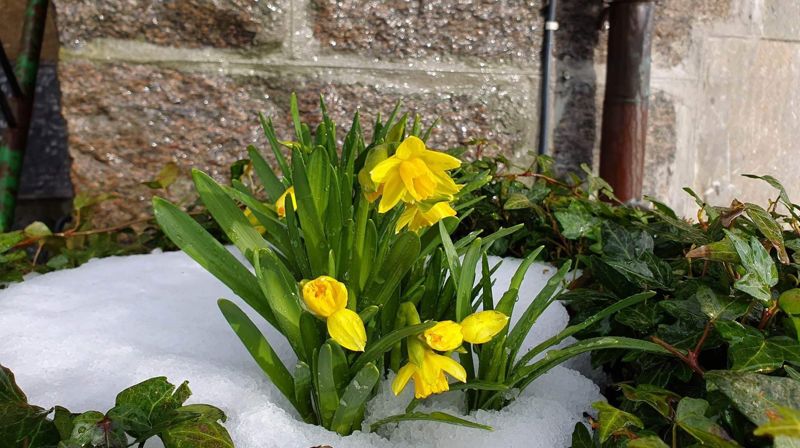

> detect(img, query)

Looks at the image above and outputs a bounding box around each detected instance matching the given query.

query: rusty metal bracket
[598,0,655,202]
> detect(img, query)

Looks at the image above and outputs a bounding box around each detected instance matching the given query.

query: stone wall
[43,0,800,223]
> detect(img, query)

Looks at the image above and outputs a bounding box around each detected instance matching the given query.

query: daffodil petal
[396,135,426,159]
[398,161,422,200]
[395,205,416,233]
[392,363,416,396]
[378,176,405,213]
[327,308,367,352]
[461,310,509,344]
[420,150,461,171]
[431,353,467,383]
[370,157,401,184]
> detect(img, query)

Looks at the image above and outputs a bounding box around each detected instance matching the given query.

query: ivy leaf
[22,222,51,239]
[504,193,534,210]
[675,398,740,447]
[106,377,191,439]
[64,411,127,447]
[160,417,234,448]
[0,365,26,404]
[715,321,800,372]
[0,403,59,448]
[745,203,790,264]
[591,401,643,443]
[628,436,670,448]
[742,174,799,220]
[753,407,800,442]
[694,285,749,322]
[554,201,600,240]
[706,370,800,424]
[620,384,680,419]
[725,230,778,304]
[570,422,596,448]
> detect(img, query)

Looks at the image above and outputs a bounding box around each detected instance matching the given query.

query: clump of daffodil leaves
[154,95,666,436]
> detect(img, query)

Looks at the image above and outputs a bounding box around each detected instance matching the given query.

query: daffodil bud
[423,320,463,351]
[327,308,367,352]
[275,186,297,218]
[302,275,348,318]
[461,310,509,344]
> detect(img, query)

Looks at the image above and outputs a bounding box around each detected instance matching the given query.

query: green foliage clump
[457,156,800,447]
[0,364,232,448]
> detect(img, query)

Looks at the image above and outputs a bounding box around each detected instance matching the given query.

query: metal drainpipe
[0,0,49,231]
[537,0,558,156]
[598,0,655,203]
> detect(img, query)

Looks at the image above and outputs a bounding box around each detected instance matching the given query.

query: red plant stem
[650,333,706,377]
[758,303,779,330]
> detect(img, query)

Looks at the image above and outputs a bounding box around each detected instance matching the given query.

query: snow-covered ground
[0,250,603,448]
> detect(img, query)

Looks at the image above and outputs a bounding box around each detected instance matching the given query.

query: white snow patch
[0,251,603,448]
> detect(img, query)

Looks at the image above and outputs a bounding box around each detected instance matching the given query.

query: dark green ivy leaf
[675,398,740,447]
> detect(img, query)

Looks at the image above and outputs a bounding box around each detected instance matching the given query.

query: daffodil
[395,201,457,233]
[392,348,467,399]
[275,186,297,218]
[423,310,510,352]
[370,136,462,213]
[302,276,366,352]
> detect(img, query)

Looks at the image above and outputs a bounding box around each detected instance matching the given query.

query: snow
[0,250,603,448]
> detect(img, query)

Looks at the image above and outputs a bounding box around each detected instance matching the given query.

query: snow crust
[0,250,603,447]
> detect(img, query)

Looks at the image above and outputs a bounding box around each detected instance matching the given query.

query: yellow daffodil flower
[302,276,366,352]
[392,348,467,398]
[275,186,297,218]
[370,136,462,213]
[243,208,266,234]
[461,310,510,344]
[423,310,510,351]
[395,201,457,233]
[423,320,463,351]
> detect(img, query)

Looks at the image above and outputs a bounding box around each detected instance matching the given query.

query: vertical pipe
[537,0,558,156]
[598,0,654,202]
[0,0,49,230]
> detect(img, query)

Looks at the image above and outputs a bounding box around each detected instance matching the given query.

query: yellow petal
[395,205,417,233]
[327,308,367,352]
[428,351,467,383]
[461,310,509,344]
[419,149,461,171]
[302,276,348,317]
[275,186,297,218]
[395,136,426,159]
[370,157,401,184]
[378,176,405,213]
[432,171,463,197]
[392,363,416,396]
[423,320,464,351]
[412,371,434,398]
[398,161,422,200]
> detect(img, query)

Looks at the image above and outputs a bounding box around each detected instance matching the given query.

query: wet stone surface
[59,61,534,225]
[53,0,287,49]
[309,0,543,66]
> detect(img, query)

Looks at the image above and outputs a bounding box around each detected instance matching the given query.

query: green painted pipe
[0,0,49,231]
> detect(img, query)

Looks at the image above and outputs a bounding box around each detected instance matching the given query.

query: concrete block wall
[45,0,800,223]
